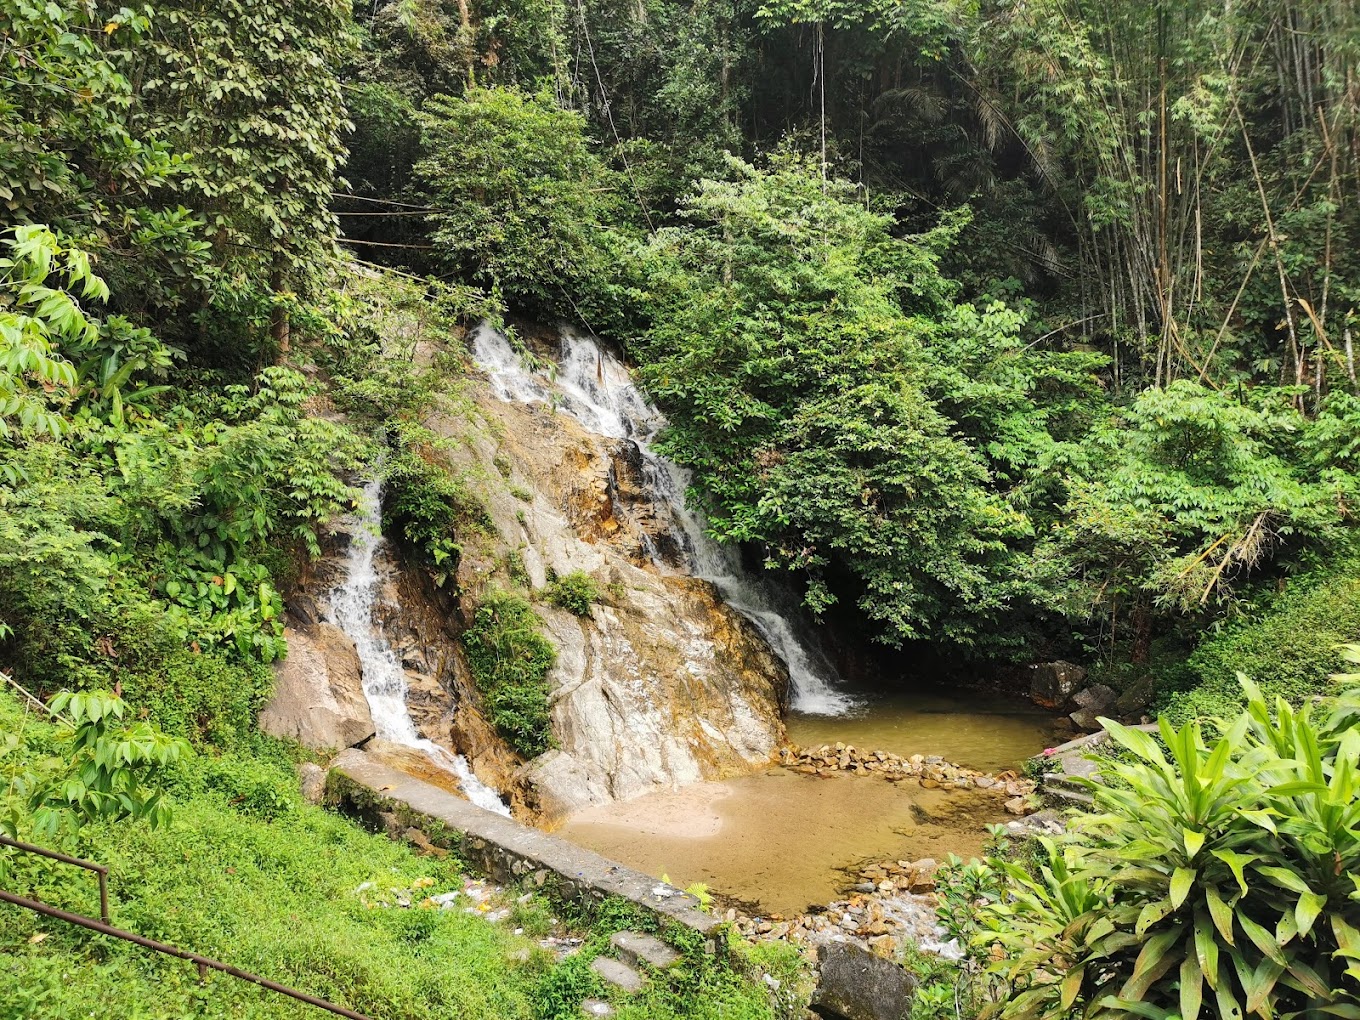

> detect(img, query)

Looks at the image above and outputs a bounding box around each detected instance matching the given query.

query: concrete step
[581,998,616,1018]
[590,956,648,994]
[610,930,682,971]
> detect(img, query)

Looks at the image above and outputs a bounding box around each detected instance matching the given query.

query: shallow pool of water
[557,770,1004,916]
[786,688,1062,773]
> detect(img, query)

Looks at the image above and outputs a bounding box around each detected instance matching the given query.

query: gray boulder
[811,943,916,1020]
[298,762,328,805]
[1028,661,1088,709]
[259,623,376,750]
[1069,683,1118,730]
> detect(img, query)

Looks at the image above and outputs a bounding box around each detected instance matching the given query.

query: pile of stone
[849,857,941,896]
[728,881,958,963]
[777,743,1037,813]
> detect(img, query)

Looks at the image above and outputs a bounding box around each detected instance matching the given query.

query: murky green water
[787,688,1063,773]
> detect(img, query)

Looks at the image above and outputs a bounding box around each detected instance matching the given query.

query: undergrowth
[461,588,557,758]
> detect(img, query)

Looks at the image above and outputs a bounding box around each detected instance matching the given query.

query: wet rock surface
[1027,660,1087,709]
[439,337,790,818]
[777,743,1038,798]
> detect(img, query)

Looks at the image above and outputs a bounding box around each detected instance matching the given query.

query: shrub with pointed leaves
[975,668,1360,1020]
[2,690,189,852]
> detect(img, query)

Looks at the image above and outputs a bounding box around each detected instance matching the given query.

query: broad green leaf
[1122,926,1182,1000]
[1138,899,1174,936]
[1295,892,1326,938]
[1244,958,1284,1017]
[1257,867,1311,895]
[1172,868,1197,910]
[1211,850,1257,895]
[1060,964,1085,1010]
[1206,885,1236,945]
[1181,952,1204,1020]
[1239,913,1286,966]
[1185,828,1206,859]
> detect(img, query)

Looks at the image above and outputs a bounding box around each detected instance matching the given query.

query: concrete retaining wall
[326,749,720,938]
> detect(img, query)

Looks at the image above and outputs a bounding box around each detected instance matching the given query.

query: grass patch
[0,690,542,1020]
[542,569,601,617]
[461,588,557,758]
[1161,559,1360,723]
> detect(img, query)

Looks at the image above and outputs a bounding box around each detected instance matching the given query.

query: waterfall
[471,323,857,717]
[328,476,511,815]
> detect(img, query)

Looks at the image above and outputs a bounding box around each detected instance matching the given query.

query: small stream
[328,477,511,816]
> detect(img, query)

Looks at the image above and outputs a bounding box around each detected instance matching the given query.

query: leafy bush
[634,153,1099,651]
[1054,382,1352,659]
[1163,560,1360,722]
[461,589,557,758]
[973,679,1360,1020]
[416,86,623,314]
[543,570,602,617]
[191,752,299,821]
[1,690,187,850]
[384,441,490,586]
[130,651,274,749]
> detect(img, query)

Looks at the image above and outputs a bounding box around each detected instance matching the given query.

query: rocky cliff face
[267,323,790,821]
[429,342,790,821]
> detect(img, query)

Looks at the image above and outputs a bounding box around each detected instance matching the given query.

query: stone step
[581,998,616,1018]
[1042,772,1090,791]
[1046,786,1096,808]
[590,956,648,994]
[610,930,682,971]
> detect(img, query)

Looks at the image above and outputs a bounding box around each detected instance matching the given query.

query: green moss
[461,589,557,758]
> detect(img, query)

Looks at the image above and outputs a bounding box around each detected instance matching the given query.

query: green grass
[0,689,798,1020]
[1161,559,1360,723]
[0,692,544,1020]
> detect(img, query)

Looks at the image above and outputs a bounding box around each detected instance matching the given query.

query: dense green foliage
[462,589,557,758]
[1160,563,1360,722]
[542,570,602,617]
[333,0,1360,696]
[6,0,1360,1009]
[417,86,625,313]
[967,680,1360,1020]
[635,154,1102,648]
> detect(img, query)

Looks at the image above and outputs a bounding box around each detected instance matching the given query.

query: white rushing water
[471,323,857,716]
[328,476,511,815]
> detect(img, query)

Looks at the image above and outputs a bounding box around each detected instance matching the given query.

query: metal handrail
[0,834,109,923]
[0,839,373,1020]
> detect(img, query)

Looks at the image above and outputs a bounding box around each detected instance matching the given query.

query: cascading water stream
[471,324,857,716]
[328,476,510,815]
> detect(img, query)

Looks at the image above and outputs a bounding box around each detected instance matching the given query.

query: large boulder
[1068,683,1118,731]
[259,622,375,750]
[1028,660,1088,709]
[811,943,916,1020]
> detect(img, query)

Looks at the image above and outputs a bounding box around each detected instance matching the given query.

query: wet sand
[557,769,1002,915]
